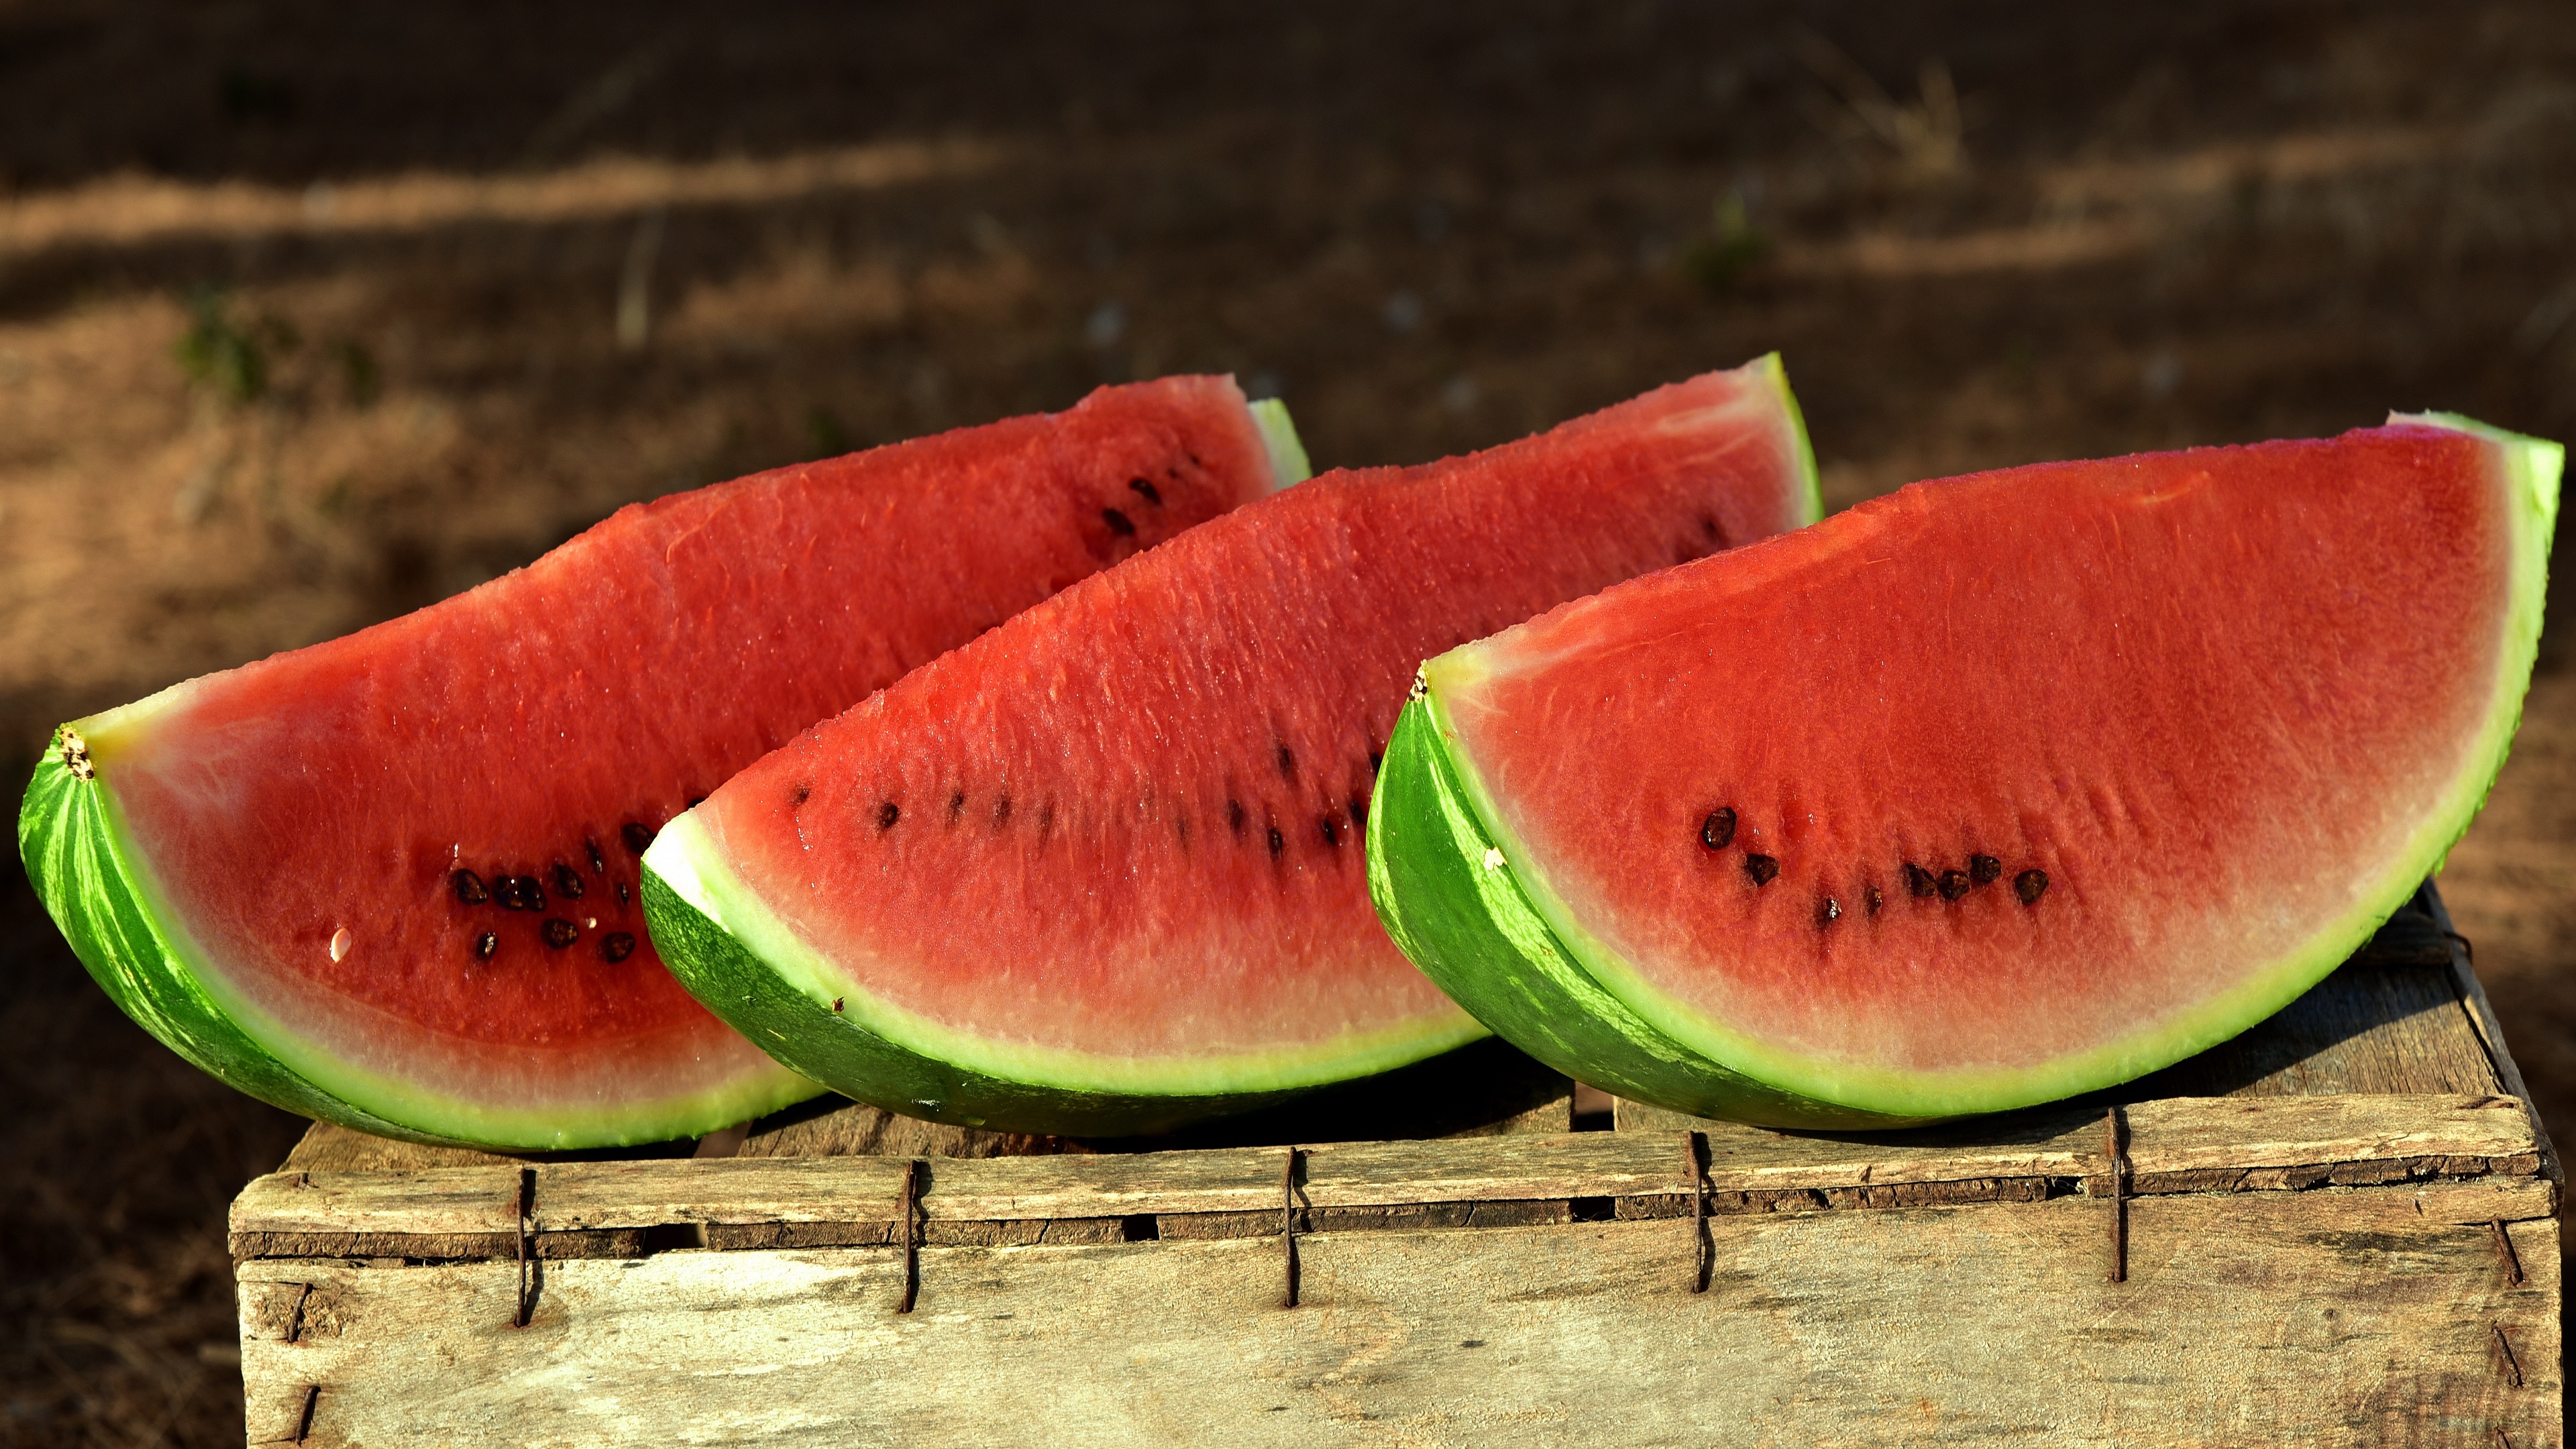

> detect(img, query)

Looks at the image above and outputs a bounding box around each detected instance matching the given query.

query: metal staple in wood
[512,1167,537,1328]
[896,1159,922,1315]
[2493,1322,2524,1389]
[1281,1146,1302,1310]
[288,1383,318,1444]
[2104,1107,2130,1285]
[2491,1219,2526,1287]
[1686,1130,1709,1294]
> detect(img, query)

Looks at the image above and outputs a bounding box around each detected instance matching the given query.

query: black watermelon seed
[1128,477,1163,506]
[586,839,606,874]
[1970,854,2002,885]
[1904,863,1937,898]
[1699,513,1721,541]
[543,918,578,949]
[553,863,585,899]
[1867,885,1884,914]
[1819,898,1841,926]
[877,802,901,830]
[1275,744,1297,782]
[1700,808,1737,851]
[1348,796,1368,830]
[1102,507,1137,537]
[2015,869,2050,905]
[472,930,498,961]
[788,784,810,808]
[1267,826,1285,857]
[1744,854,1779,886]
[520,877,547,912]
[622,822,654,855]
[948,790,967,823]
[1227,798,1246,835]
[994,794,1013,826]
[1937,869,1971,901]
[1368,748,1383,771]
[616,881,631,905]
[600,931,636,963]
[1319,816,1340,847]
[451,869,489,906]
[492,876,523,910]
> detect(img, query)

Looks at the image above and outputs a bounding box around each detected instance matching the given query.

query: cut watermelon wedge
[19,377,1304,1148]
[1370,415,2561,1128]
[645,356,1819,1134]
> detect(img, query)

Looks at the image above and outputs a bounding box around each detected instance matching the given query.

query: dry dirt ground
[5,2,2576,1442]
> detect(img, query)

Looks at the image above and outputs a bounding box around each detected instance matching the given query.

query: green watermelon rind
[1248,397,1313,490]
[1382,413,2560,1126]
[1365,699,1928,1128]
[641,814,1487,1133]
[17,723,820,1151]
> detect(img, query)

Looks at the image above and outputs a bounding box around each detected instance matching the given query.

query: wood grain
[236,1185,2559,1448]
[231,1093,2552,1265]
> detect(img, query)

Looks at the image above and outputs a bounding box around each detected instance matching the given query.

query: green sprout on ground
[173,287,299,407]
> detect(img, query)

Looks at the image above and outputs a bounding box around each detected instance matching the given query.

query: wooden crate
[229,885,2561,1446]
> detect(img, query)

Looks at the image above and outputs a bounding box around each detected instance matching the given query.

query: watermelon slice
[644,356,1819,1134]
[1369,415,2561,1128]
[18,377,1307,1148]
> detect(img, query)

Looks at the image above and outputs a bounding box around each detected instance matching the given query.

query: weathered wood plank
[237,1185,2559,1448]
[231,1093,2550,1262]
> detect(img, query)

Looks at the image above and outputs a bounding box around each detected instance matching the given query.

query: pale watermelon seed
[1744,854,1779,887]
[2016,870,2050,906]
[328,927,352,963]
[1700,808,1737,851]
[473,931,498,961]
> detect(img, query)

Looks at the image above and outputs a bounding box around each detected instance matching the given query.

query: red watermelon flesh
[19,377,1301,1148]
[643,356,1817,1132]
[1379,415,2559,1124]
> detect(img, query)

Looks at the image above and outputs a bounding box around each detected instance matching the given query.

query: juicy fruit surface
[25,376,1287,1146]
[1409,419,2558,1120]
[654,358,1817,1122]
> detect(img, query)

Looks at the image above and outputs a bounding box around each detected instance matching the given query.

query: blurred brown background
[5,1,2573,1442]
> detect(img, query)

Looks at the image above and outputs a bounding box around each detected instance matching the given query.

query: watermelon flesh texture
[17,377,1304,1149]
[1371,415,2561,1128]
[645,355,1820,1135]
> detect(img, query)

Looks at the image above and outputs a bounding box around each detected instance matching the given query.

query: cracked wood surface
[237,1185,2558,1448]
